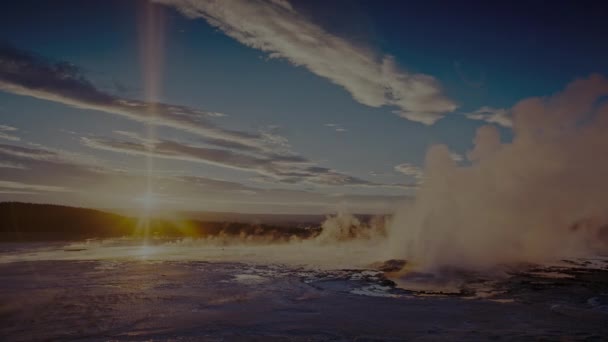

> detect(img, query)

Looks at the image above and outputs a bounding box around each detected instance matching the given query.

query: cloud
[0,44,379,186]
[175,175,260,193]
[394,163,424,180]
[0,141,247,203]
[0,180,71,193]
[82,136,282,172]
[153,0,457,124]
[0,124,20,141]
[394,162,426,187]
[0,141,257,200]
[0,161,26,169]
[0,44,390,189]
[0,141,404,213]
[392,111,439,126]
[465,106,512,127]
[0,143,120,193]
[0,141,103,168]
[82,133,405,188]
[0,143,62,161]
[324,123,347,132]
[0,44,280,153]
[0,40,411,209]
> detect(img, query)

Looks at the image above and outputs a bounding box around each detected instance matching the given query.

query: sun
[132,191,160,242]
[130,192,198,241]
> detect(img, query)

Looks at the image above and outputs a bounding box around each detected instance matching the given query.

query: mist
[386,74,608,270]
[0,212,390,269]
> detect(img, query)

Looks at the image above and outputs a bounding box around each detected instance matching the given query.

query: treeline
[0,202,320,242]
[0,202,136,241]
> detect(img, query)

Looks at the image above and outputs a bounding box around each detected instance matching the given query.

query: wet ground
[0,240,608,341]
[1,254,608,341]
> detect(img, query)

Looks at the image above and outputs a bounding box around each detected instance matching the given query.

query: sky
[0,0,606,214]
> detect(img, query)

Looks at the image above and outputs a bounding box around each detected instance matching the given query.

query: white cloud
[394,110,442,126]
[154,0,457,124]
[394,162,424,183]
[465,106,512,127]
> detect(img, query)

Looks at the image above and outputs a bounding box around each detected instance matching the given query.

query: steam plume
[388,74,608,270]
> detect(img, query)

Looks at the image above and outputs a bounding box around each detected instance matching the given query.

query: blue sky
[0,0,606,214]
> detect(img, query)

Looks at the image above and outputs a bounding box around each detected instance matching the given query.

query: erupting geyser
[387,74,608,270]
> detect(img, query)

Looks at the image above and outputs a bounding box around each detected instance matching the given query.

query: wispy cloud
[0,44,393,189]
[0,143,60,161]
[0,143,119,193]
[324,123,348,133]
[0,44,279,153]
[81,136,288,173]
[465,106,512,127]
[0,37,412,209]
[154,0,457,124]
[0,124,20,141]
[81,133,405,188]
[0,160,26,169]
[0,180,71,193]
[0,141,405,213]
[394,162,424,185]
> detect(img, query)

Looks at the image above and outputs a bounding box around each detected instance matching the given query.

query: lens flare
[136,1,166,241]
[134,191,159,213]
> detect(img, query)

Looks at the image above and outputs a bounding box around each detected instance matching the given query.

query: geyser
[388,74,608,270]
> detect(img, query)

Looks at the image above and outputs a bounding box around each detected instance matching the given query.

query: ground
[1,243,607,341]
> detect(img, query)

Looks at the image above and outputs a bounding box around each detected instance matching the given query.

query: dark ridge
[0,202,321,242]
[0,202,135,241]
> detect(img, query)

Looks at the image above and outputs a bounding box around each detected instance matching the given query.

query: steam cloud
[387,74,608,270]
[0,212,389,269]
